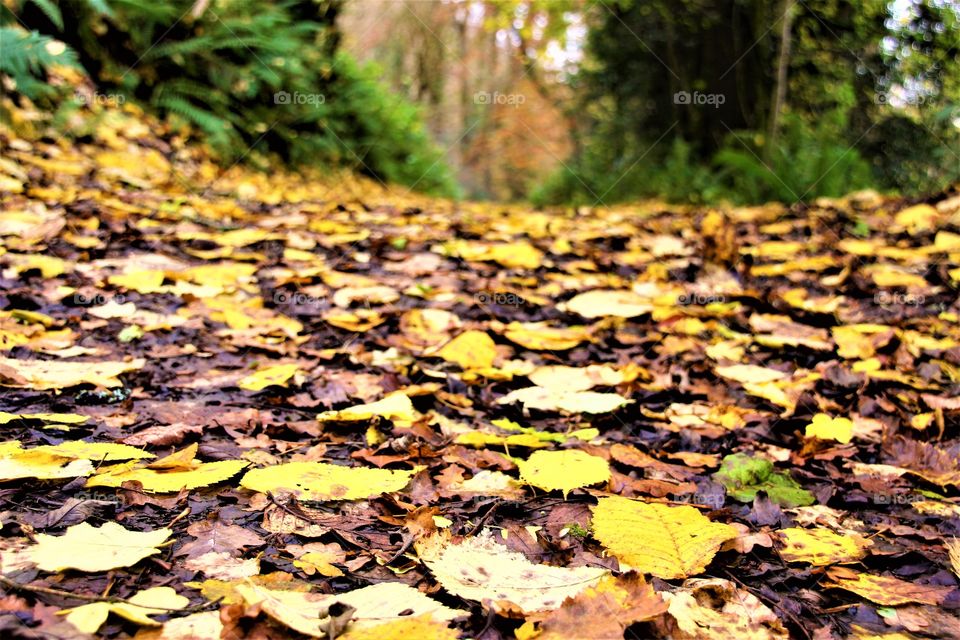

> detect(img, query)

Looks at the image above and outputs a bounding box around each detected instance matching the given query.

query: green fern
[0,26,78,98]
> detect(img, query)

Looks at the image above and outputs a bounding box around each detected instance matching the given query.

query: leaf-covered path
[1,110,959,639]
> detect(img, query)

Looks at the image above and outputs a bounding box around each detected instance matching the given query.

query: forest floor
[0,104,959,640]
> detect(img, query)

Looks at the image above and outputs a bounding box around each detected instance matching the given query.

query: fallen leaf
[240,461,417,500]
[0,357,145,390]
[517,449,611,497]
[237,581,464,637]
[825,568,953,605]
[591,496,737,579]
[713,453,814,507]
[29,522,171,572]
[422,533,607,614]
[238,363,301,391]
[777,527,870,566]
[59,587,188,633]
[663,578,787,639]
[437,330,497,369]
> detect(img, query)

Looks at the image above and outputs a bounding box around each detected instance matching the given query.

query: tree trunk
[767,0,795,162]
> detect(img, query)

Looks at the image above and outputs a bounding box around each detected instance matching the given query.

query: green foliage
[0,26,78,99]
[713,453,815,508]
[2,0,457,196]
[713,110,876,204]
[533,112,876,207]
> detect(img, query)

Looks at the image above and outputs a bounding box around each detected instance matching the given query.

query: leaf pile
[0,104,959,638]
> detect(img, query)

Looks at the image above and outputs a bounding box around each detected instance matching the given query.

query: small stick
[0,575,219,613]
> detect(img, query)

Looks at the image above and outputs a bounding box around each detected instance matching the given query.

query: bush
[712,110,877,204]
[1,0,457,196]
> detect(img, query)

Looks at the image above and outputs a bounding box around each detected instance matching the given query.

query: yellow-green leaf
[518,449,611,497]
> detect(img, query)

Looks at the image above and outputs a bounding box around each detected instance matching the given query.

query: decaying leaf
[663,578,788,640]
[518,573,668,640]
[422,533,607,613]
[777,527,871,566]
[825,567,954,606]
[237,581,464,637]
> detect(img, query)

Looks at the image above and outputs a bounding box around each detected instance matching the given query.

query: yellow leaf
[451,240,543,269]
[87,459,247,493]
[60,587,188,633]
[777,527,870,566]
[561,290,653,318]
[0,412,88,429]
[240,461,416,500]
[0,357,145,390]
[293,546,345,577]
[591,496,737,579]
[502,322,591,351]
[947,538,960,580]
[437,330,497,369]
[805,414,854,443]
[107,270,166,294]
[5,254,67,278]
[339,615,459,640]
[0,449,94,481]
[497,387,631,413]
[423,533,607,613]
[825,568,953,606]
[527,364,624,392]
[29,522,171,572]
[715,364,786,384]
[894,203,938,233]
[34,441,154,461]
[316,391,417,422]
[323,309,385,332]
[518,449,611,497]
[238,363,300,391]
[237,581,464,638]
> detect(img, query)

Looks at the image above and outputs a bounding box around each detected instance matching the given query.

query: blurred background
[2,0,959,204]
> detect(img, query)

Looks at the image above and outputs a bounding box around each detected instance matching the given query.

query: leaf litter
[0,103,958,638]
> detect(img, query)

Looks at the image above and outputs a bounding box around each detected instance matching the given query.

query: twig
[0,575,219,613]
